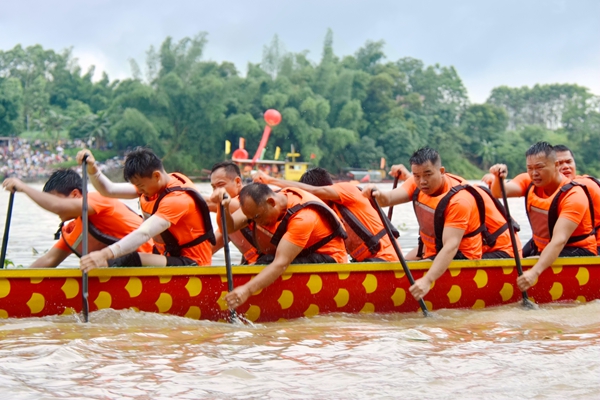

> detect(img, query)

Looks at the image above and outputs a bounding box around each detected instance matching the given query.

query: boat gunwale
[0,256,598,278]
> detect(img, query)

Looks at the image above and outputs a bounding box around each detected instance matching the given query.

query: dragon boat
[0,256,598,322]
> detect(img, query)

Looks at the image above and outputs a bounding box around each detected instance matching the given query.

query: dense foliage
[1,31,599,178]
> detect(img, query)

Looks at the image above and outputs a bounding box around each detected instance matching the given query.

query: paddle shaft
[81,157,90,322]
[499,176,532,305]
[219,194,236,322]
[371,194,430,316]
[387,176,399,220]
[0,191,15,269]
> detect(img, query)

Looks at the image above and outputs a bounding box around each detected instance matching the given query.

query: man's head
[525,142,560,188]
[210,161,242,198]
[554,144,577,179]
[239,183,283,226]
[409,147,445,195]
[123,147,166,197]
[43,169,83,198]
[299,167,334,187]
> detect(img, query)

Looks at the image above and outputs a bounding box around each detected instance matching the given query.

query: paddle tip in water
[522,298,539,310]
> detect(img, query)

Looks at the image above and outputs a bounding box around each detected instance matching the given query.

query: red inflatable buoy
[264,109,282,126]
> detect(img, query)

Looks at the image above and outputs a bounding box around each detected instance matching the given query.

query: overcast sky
[1,0,598,103]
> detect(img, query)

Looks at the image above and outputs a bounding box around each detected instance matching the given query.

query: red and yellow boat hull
[0,257,598,322]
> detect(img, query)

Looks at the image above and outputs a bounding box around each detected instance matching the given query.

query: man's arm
[224,238,302,309]
[488,164,522,198]
[409,227,464,300]
[254,171,340,201]
[79,215,170,272]
[30,247,71,268]
[361,184,411,207]
[77,150,138,199]
[517,218,578,291]
[3,178,93,221]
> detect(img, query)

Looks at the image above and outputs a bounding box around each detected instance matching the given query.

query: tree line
[1,30,599,178]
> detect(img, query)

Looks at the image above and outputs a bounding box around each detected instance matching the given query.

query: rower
[253,167,400,262]
[488,144,600,254]
[489,142,597,291]
[220,182,347,309]
[210,161,260,264]
[2,170,153,268]
[363,147,520,302]
[77,147,215,271]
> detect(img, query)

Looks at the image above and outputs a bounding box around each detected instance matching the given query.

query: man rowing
[253,167,399,262]
[219,182,347,309]
[210,161,260,264]
[2,170,153,268]
[488,143,600,255]
[363,147,519,301]
[76,147,215,271]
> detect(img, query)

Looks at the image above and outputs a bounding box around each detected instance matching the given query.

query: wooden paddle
[81,156,90,322]
[387,176,399,220]
[371,192,430,317]
[498,175,537,309]
[219,193,237,322]
[0,190,15,269]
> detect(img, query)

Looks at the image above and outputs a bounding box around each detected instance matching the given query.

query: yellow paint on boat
[576,296,586,303]
[502,266,514,275]
[306,275,322,294]
[394,270,405,279]
[334,289,349,308]
[185,277,202,297]
[472,299,485,309]
[94,291,112,309]
[27,293,45,314]
[449,268,461,277]
[30,277,43,284]
[473,269,488,289]
[500,283,514,302]
[362,274,377,294]
[125,277,142,298]
[391,288,406,307]
[159,276,171,284]
[155,293,172,313]
[278,290,293,309]
[61,307,75,315]
[549,282,563,301]
[0,309,8,318]
[551,265,562,274]
[282,273,292,280]
[61,278,79,299]
[576,267,589,286]
[447,285,462,304]
[217,291,228,311]
[304,304,319,317]
[425,300,433,311]
[0,278,10,298]
[246,305,260,322]
[360,303,375,313]
[185,306,201,320]
[98,276,110,283]
[338,271,350,280]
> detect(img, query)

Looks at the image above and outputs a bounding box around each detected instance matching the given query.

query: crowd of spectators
[0,138,123,182]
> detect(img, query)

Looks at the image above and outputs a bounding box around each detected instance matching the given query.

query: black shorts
[109,252,197,267]
[256,253,337,265]
[482,250,512,259]
[523,238,596,257]
[427,251,469,261]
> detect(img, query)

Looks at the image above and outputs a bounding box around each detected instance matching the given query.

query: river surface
[1,182,598,399]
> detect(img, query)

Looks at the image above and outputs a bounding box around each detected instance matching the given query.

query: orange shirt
[526,176,597,254]
[141,174,212,265]
[216,195,259,264]
[261,189,348,263]
[402,175,482,259]
[331,182,398,261]
[54,191,153,254]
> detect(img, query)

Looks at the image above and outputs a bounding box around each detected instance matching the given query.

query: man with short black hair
[2,169,152,267]
[219,182,347,309]
[76,147,215,271]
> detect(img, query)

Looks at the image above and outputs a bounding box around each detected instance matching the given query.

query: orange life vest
[141,173,216,257]
[525,180,595,251]
[252,188,347,257]
[333,200,399,261]
[60,218,120,258]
